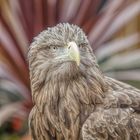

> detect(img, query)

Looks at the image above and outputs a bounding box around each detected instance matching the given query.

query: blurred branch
[106,70,140,81]
[98,0,140,46]
[0,0,28,56]
[96,33,140,61]
[88,0,125,45]
[101,50,140,72]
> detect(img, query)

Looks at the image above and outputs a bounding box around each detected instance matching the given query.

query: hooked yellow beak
[67,42,80,66]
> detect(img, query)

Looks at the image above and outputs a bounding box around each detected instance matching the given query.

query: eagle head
[28,23,98,90]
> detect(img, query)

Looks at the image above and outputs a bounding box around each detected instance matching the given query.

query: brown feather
[28,23,140,140]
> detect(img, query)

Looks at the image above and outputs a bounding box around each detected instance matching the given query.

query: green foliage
[0,135,19,140]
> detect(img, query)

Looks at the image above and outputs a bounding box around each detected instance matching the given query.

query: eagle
[28,23,140,140]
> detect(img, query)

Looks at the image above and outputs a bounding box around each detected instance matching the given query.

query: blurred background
[0,0,140,139]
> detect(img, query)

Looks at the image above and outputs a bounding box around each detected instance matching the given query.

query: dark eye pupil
[53,46,58,49]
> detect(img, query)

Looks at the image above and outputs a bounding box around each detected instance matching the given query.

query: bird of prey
[28,23,140,140]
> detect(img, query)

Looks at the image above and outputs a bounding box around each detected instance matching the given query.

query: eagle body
[28,23,140,140]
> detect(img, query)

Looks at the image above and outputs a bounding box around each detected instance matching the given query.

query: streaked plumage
[28,23,140,140]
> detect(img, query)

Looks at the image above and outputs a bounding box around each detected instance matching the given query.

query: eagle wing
[82,77,140,140]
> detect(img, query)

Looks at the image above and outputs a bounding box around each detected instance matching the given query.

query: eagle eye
[53,46,58,50]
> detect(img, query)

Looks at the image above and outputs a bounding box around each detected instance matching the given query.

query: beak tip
[77,60,80,66]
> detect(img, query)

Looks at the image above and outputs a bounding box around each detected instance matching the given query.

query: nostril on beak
[68,46,71,49]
